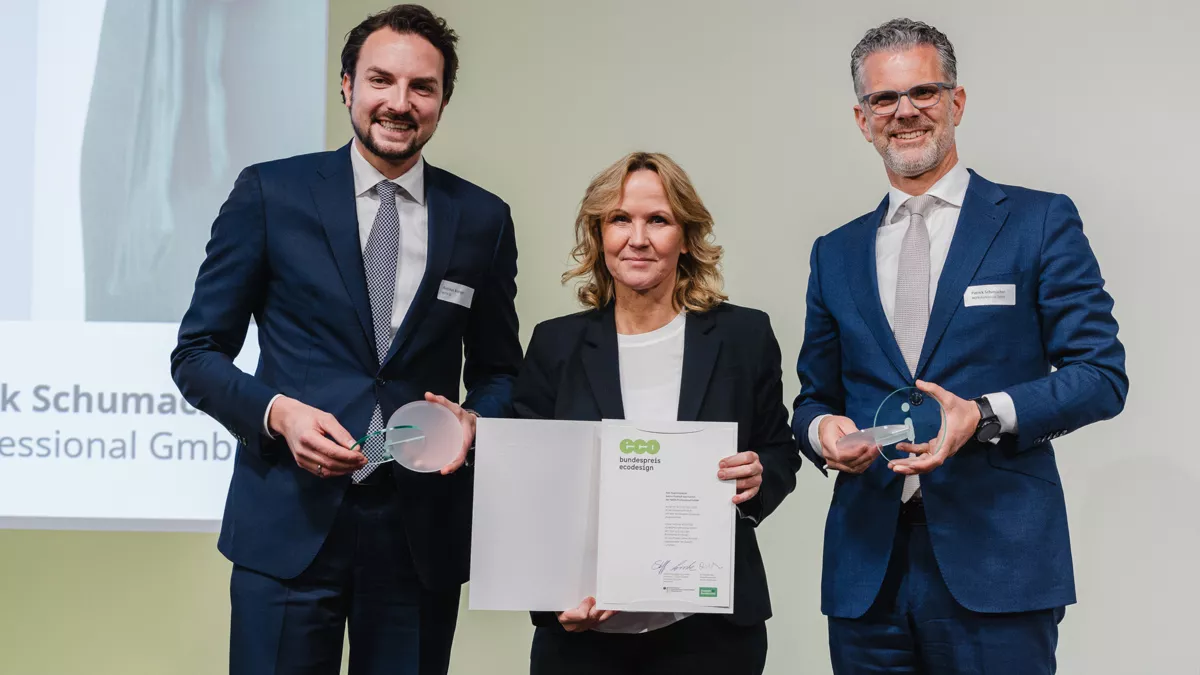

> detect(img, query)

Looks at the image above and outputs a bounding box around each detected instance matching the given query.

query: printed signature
[651,559,725,576]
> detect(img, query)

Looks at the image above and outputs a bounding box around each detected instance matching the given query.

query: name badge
[437,280,475,308]
[964,284,1016,307]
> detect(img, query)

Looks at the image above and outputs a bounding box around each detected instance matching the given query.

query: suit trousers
[530,614,767,675]
[229,478,460,675]
[828,501,1065,674]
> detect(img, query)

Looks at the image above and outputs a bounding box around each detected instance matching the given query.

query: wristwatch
[973,397,1001,443]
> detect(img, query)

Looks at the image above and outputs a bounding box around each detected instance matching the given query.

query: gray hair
[851,18,957,98]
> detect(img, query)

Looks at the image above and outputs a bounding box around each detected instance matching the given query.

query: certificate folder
[469,418,736,615]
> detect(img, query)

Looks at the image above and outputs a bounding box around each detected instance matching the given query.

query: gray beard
[880,125,955,177]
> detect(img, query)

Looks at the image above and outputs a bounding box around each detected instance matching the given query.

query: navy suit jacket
[513,302,802,627]
[792,170,1127,618]
[170,143,522,588]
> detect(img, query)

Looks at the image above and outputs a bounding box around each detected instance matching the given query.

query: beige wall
[3,0,1196,673]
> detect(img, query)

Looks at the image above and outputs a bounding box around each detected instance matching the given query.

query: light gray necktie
[353,179,404,483]
[894,194,937,503]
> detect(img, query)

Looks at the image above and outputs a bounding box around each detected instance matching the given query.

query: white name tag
[964,284,1016,307]
[437,280,475,308]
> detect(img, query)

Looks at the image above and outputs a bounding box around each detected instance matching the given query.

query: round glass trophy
[349,424,425,468]
[386,400,464,473]
[833,386,946,465]
[870,386,945,462]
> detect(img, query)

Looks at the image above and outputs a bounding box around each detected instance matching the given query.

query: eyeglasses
[860,82,955,116]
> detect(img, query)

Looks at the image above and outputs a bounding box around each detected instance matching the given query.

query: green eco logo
[619,438,661,455]
[699,587,718,598]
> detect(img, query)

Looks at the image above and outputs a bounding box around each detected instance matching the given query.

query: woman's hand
[557,596,617,632]
[719,451,763,504]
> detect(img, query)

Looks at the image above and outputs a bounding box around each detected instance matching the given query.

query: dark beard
[351,113,427,162]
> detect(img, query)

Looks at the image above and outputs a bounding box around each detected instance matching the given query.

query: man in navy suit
[170,5,521,674]
[792,18,1128,673]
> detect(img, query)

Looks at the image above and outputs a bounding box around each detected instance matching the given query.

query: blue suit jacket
[170,143,522,587]
[792,170,1127,618]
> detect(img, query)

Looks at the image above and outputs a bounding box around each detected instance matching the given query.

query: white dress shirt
[262,141,429,434]
[596,312,690,634]
[808,161,1017,461]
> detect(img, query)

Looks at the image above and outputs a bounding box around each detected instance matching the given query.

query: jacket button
[909,390,925,406]
[376,378,386,387]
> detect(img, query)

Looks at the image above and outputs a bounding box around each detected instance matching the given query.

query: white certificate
[468,418,600,612]
[468,418,737,614]
[595,420,737,614]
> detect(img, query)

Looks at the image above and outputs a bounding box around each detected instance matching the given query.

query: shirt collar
[885,160,970,224]
[350,139,426,205]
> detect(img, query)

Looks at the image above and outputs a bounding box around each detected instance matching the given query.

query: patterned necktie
[894,194,937,503]
[353,179,403,483]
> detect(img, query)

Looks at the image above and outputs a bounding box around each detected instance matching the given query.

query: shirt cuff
[983,392,1018,441]
[808,414,829,461]
[262,394,283,438]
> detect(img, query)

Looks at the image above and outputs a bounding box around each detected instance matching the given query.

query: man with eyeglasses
[792,18,1127,672]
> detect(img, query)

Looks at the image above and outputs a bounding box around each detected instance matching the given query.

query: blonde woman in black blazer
[513,152,802,675]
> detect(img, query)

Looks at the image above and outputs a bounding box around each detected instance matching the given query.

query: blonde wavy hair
[562,152,727,312]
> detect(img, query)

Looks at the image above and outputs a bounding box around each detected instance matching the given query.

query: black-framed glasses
[860,82,954,116]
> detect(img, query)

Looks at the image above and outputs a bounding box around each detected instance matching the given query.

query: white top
[807,161,1017,460]
[262,142,430,435]
[596,311,689,634]
[616,312,687,423]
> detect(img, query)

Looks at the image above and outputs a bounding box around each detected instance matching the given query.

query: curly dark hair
[340,4,459,103]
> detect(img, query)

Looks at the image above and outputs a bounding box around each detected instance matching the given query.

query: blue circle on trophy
[870,386,946,462]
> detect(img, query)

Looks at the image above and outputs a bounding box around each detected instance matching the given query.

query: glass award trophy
[349,400,464,473]
[835,386,945,464]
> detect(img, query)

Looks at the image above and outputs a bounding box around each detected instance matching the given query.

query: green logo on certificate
[619,439,661,455]
[699,587,718,598]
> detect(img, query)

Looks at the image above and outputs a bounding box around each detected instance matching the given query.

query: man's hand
[889,380,981,476]
[820,415,876,474]
[424,392,477,475]
[268,396,365,478]
[719,451,763,504]
[557,596,617,633]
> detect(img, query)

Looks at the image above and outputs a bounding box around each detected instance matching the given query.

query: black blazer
[513,301,802,627]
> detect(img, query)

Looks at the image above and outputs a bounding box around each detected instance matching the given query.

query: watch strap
[973,396,1000,441]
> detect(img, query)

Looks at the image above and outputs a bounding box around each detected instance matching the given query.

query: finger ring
[316,464,325,477]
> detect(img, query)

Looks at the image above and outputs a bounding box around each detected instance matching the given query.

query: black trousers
[229,479,460,675]
[530,614,767,675]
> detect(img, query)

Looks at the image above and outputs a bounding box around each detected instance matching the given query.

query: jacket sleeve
[737,312,803,524]
[791,236,841,474]
[1004,194,1128,451]
[511,322,560,421]
[169,166,278,453]
[462,204,523,418]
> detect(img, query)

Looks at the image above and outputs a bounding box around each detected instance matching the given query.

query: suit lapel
[847,196,912,382]
[383,163,460,366]
[312,144,374,353]
[915,172,1008,377]
[580,306,625,419]
[677,310,720,422]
